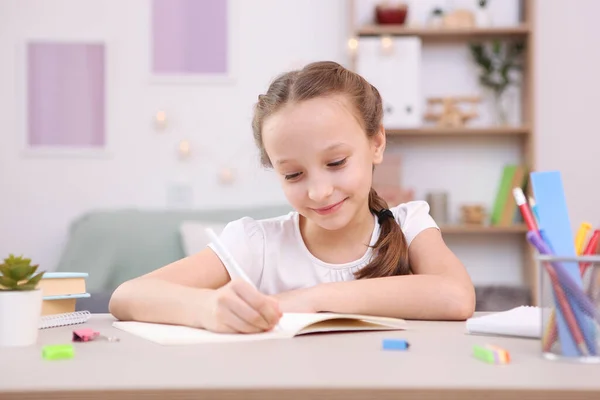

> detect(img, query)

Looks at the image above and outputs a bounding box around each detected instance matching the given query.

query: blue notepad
[530,171,586,357]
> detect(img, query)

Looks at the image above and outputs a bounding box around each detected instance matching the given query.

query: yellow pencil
[575,222,593,256]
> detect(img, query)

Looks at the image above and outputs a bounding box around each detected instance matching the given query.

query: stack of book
[37,272,89,316]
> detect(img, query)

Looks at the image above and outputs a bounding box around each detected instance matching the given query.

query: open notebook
[112,313,406,345]
[466,306,542,338]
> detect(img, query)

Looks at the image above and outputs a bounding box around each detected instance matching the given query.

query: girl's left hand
[272,287,319,313]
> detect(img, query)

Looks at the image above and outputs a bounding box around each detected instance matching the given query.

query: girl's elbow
[108,281,133,320]
[448,282,476,320]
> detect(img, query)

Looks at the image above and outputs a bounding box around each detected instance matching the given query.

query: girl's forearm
[312,275,475,320]
[109,278,214,328]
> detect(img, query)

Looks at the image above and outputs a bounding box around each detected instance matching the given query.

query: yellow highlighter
[575,222,593,255]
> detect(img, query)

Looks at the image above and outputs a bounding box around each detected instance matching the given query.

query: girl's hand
[202,279,282,333]
[273,287,319,313]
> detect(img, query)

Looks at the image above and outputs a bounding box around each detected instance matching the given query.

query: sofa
[55,204,530,314]
[54,204,293,313]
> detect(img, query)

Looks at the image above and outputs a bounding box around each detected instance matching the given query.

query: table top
[1,313,599,400]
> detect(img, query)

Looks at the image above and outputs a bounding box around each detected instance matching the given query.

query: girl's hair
[252,61,409,279]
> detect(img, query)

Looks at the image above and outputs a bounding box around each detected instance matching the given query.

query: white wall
[1,0,597,289]
[534,0,600,232]
[0,0,349,270]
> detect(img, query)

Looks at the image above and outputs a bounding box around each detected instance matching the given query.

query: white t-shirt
[207,201,439,295]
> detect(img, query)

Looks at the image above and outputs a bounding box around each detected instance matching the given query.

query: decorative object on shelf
[154,110,168,131]
[356,37,422,128]
[460,204,487,225]
[0,255,45,347]
[475,0,492,27]
[426,191,449,225]
[372,152,414,207]
[442,9,475,28]
[428,8,445,28]
[423,96,481,128]
[469,40,525,126]
[375,2,408,25]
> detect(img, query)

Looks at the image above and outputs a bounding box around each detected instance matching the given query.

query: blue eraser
[382,338,409,351]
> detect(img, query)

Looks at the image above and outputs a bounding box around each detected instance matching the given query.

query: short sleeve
[207,217,265,287]
[392,201,439,246]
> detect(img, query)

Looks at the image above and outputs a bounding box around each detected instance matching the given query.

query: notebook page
[112,313,405,345]
[112,313,349,345]
[465,306,542,338]
[112,320,291,345]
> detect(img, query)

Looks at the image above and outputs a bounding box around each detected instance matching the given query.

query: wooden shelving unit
[386,126,530,138]
[356,24,530,41]
[349,1,538,303]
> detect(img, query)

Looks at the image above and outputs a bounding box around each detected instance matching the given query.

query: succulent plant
[0,255,45,291]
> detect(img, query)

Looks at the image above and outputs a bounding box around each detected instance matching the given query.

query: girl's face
[262,94,385,231]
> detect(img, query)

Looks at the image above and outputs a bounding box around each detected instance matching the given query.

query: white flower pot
[0,289,42,347]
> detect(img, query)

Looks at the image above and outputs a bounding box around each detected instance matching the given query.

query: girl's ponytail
[355,188,410,279]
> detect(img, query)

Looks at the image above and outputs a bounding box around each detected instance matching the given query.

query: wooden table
[1,313,599,399]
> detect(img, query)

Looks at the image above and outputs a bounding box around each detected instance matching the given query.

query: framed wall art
[17,37,109,157]
[150,0,237,84]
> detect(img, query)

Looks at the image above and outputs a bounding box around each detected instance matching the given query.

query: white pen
[205,228,255,287]
[205,227,282,331]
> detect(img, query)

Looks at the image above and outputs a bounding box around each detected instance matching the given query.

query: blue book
[42,272,89,279]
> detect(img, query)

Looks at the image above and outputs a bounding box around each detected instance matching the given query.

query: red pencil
[580,229,600,276]
[512,187,538,232]
[544,262,589,355]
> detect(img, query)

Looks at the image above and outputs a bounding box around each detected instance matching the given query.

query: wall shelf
[440,224,528,234]
[386,126,530,137]
[356,24,530,41]
[349,0,537,304]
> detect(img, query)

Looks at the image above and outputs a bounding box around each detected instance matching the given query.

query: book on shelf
[490,164,528,227]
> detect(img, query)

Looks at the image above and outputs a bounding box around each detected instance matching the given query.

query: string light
[178,139,191,159]
[380,35,394,55]
[154,110,167,130]
[347,37,358,55]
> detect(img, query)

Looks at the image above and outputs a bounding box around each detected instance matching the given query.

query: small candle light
[218,167,235,184]
[155,110,167,130]
[178,139,191,159]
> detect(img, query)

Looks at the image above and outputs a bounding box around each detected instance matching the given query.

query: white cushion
[179,221,227,256]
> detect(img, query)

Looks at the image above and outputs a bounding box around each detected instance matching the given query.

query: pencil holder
[537,254,600,363]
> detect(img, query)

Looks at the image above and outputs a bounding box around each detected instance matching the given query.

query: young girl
[109,61,475,333]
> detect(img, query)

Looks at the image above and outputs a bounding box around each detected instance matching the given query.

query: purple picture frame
[150,0,234,83]
[20,39,107,156]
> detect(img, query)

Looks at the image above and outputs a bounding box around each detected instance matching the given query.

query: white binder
[355,36,422,128]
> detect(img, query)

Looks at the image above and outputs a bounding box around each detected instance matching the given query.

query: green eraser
[42,344,75,360]
[472,344,495,364]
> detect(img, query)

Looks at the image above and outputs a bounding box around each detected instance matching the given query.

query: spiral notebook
[39,310,91,329]
[466,306,542,338]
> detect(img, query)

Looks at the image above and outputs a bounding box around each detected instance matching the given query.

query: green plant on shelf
[469,40,525,125]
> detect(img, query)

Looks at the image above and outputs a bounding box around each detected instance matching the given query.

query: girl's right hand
[202,279,282,333]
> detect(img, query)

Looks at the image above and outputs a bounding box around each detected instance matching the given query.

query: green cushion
[54,206,292,293]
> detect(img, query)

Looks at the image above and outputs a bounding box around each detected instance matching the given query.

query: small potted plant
[469,40,525,125]
[0,255,45,347]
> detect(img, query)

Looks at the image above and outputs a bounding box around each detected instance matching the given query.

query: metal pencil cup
[537,254,600,363]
